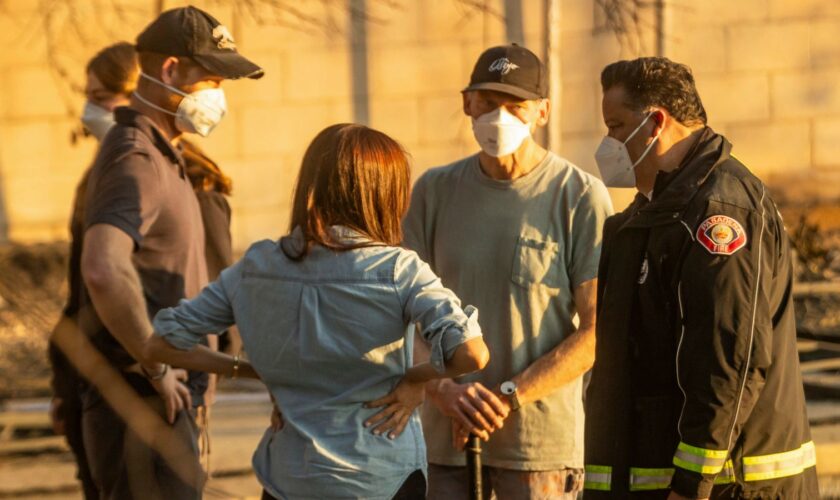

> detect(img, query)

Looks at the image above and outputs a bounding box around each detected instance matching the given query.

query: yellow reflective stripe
[629,467,673,491]
[584,465,612,491]
[673,442,728,474]
[714,460,736,485]
[743,441,815,466]
[588,460,739,492]
[677,442,729,459]
[743,442,817,481]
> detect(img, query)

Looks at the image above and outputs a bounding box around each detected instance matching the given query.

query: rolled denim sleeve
[153,260,242,350]
[396,251,482,373]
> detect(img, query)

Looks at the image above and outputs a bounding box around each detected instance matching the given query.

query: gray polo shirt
[79,107,208,394]
[404,152,613,470]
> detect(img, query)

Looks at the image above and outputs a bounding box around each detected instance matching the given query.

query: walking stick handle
[466,433,482,500]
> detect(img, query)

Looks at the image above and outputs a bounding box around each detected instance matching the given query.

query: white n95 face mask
[81,101,116,141]
[134,72,227,137]
[471,106,532,157]
[594,112,660,188]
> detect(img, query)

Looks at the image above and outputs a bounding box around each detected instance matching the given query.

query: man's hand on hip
[48,397,65,435]
[149,367,192,424]
[427,379,510,441]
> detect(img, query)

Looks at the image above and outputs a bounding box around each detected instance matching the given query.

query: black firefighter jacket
[584,128,819,499]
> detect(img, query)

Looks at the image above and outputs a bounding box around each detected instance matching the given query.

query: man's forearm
[84,256,158,369]
[513,324,595,406]
[513,278,598,406]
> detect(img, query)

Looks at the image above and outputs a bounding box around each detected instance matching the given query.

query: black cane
[466,433,482,500]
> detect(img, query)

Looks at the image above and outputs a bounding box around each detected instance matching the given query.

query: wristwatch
[500,380,521,411]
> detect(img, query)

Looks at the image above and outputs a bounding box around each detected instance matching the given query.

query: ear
[535,98,551,127]
[650,108,667,137]
[160,57,181,86]
[461,92,471,117]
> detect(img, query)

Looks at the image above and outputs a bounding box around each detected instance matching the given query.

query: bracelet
[141,363,169,381]
[231,354,240,380]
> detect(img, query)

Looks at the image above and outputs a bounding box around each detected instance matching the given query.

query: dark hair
[87,42,138,96]
[283,123,411,260]
[601,57,707,126]
[180,139,233,195]
[137,51,200,78]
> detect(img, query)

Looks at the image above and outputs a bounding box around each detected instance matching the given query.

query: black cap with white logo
[463,44,547,100]
[136,5,264,80]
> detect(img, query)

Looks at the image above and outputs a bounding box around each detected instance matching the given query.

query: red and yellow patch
[696,215,747,256]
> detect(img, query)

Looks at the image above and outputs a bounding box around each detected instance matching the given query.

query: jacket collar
[622,127,730,229]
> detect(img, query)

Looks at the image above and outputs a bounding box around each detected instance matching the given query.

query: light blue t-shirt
[404,152,613,470]
[153,226,482,499]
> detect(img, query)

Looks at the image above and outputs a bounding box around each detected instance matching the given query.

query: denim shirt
[153,227,482,499]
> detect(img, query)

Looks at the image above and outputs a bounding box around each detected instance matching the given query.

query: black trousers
[61,392,99,500]
[261,469,426,500]
[81,383,204,500]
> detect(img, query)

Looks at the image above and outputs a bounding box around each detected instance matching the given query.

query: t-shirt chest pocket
[511,236,565,289]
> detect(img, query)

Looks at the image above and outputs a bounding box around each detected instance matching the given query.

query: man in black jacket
[584,57,818,499]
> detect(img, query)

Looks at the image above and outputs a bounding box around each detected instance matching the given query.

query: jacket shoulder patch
[696,215,747,256]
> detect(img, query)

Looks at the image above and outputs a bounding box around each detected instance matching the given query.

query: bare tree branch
[223,0,400,37]
[455,0,505,23]
[595,0,663,54]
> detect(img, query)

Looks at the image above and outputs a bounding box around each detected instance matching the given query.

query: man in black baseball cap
[463,44,547,100]
[399,43,612,499]
[136,5,263,81]
[459,43,550,159]
[129,5,264,139]
[78,6,263,499]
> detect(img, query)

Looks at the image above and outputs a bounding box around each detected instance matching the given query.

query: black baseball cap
[136,6,264,80]
[463,44,547,100]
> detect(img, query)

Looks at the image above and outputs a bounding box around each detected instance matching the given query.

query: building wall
[0,0,837,249]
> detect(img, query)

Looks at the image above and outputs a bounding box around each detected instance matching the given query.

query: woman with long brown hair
[143,123,489,499]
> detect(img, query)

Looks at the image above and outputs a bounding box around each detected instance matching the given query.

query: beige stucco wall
[0,0,837,249]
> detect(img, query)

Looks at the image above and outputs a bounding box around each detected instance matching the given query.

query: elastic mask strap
[631,134,660,169]
[140,72,188,97]
[623,112,653,146]
[133,91,177,117]
[630,113,663,169]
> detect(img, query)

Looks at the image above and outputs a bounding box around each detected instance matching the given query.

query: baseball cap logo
[212,25,236,50]
[488,57,519,75]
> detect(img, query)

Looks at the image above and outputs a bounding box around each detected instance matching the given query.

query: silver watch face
[500,381,516,395]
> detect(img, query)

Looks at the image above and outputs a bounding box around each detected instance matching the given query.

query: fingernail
[364,422,370,427]
[389,433,395,439]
